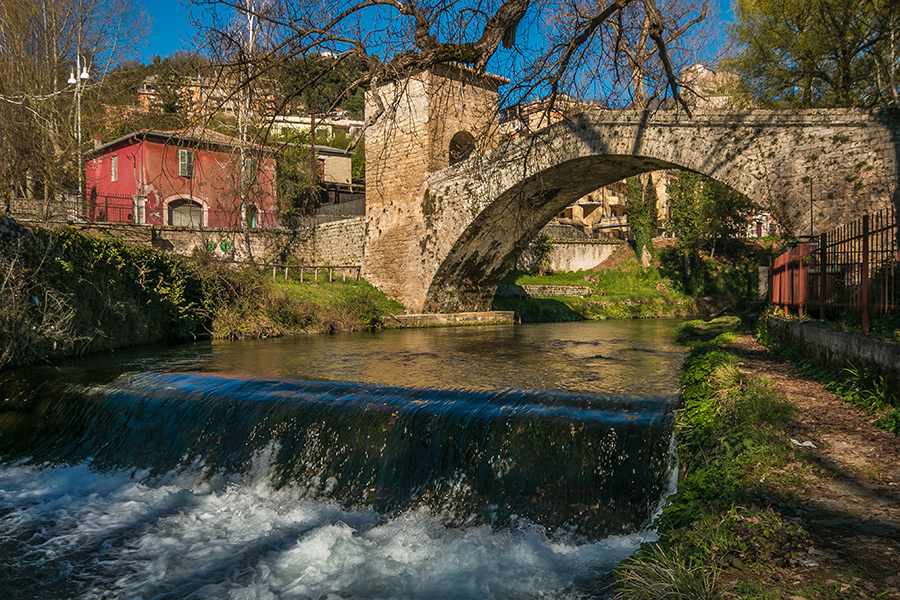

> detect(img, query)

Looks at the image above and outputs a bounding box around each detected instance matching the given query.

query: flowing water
[0,319,686,599]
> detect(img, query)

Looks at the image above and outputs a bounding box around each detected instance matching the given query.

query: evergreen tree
[281,55,367,119]
[667,171,756,258]
[626,174,658,263]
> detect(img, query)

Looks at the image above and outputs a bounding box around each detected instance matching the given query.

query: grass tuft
[615,544,719,600]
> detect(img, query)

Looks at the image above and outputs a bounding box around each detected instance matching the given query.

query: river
[0,319,686,599]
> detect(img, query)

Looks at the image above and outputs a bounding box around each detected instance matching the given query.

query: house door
[169,199,203,226]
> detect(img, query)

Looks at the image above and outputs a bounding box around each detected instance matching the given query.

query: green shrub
[0,225,404,369]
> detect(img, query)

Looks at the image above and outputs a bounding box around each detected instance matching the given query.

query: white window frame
[110,154,118,182]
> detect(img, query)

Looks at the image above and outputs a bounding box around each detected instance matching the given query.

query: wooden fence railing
[770,206,899,332]
[268,264,362,283]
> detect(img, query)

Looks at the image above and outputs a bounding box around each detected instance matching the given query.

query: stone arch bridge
[363,92,899,313]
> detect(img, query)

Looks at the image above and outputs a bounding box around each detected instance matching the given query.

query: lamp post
[68,56,90,203]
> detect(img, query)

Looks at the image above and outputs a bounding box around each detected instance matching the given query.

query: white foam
[0,461,655,599]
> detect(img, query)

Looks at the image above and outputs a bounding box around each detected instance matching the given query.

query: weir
[0,368,673,537]
[0,320,685,598]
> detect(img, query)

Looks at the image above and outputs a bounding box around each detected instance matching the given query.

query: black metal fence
[85,194,137,223]
[316,198,365,217]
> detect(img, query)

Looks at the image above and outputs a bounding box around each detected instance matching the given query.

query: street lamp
[68,56,90,204]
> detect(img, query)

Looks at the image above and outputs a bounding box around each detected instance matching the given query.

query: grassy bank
[0,223,403,370]
[614,319,900,599]
[493,241,765,323]
[618,325,804,599]
[492,263,698,321]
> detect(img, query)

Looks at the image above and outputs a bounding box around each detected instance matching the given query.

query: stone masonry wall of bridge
[362,69,900,313]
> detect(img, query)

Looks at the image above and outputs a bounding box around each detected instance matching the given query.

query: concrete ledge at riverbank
[764,316,900,387]
[384,311,516,328]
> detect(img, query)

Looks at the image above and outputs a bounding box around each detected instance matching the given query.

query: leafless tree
[0,0,147,212]
[191,0,722,149]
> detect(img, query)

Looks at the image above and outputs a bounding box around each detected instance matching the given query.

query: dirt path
[727,334,900,599]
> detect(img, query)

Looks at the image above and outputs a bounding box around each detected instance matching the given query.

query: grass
[617,318,900,599]
[615,325,811,599]
[674,315,743,344]
[499,256,682,302]
[495,240,767,323]
[275,279,404,331]
[495,259,697,322]
[615,545,719,600]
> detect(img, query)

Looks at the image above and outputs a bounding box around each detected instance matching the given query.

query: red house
[85,127,277,228]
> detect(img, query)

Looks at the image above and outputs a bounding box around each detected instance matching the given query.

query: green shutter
[178,149,193,178]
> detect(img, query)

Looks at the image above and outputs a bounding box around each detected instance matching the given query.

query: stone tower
[363,65,506,311]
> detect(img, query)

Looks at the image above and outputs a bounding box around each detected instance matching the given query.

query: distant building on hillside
[681,63,740,110]
[747,212,781,238]
[555,175,671,240]
[137,74,276,119]
[270,113,365,141]
[312,145,365,208]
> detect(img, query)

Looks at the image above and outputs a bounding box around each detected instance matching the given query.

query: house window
[110,154,118,182]
[168,199,203,226]
[178,149,194,178]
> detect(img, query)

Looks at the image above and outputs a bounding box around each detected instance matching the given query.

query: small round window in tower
[449,131,476,165]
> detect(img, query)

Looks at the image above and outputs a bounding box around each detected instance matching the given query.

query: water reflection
[157,319,687,396]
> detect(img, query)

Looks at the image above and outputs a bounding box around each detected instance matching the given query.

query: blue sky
[141,0,735,62]
[142,0,195,61]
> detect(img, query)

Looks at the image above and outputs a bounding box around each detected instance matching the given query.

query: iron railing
[78,195,279,229]
[85,194,137,223]
[770,206,899,332]
[8,195,360,231]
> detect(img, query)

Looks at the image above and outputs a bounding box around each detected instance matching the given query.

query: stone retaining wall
[495,284,592,298]
[21,219,369,267]
[314,217,367,265]
[764,316,900,388]
[69,223,316,264]
[384,311,515,328]
[517,239,622,272]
